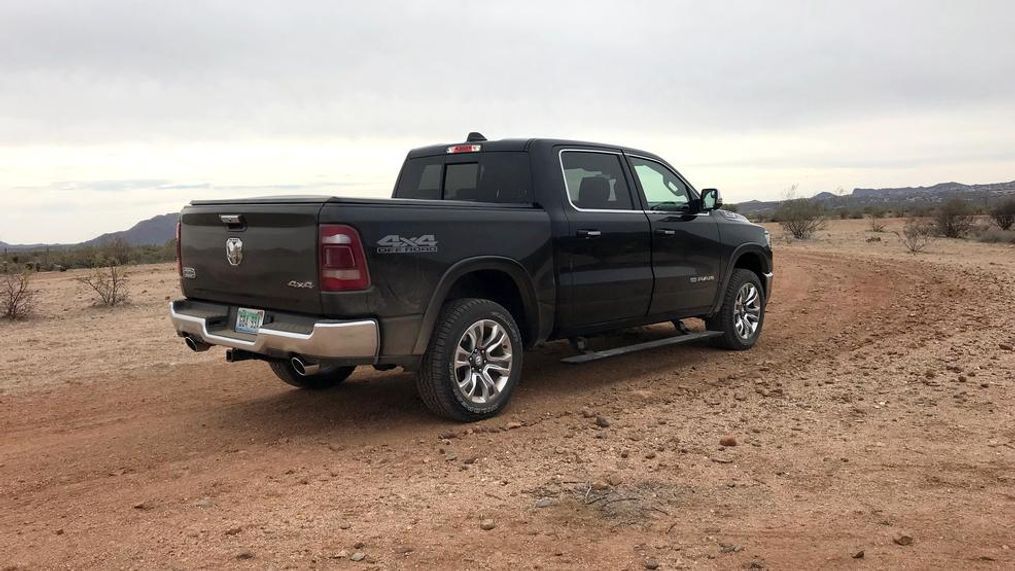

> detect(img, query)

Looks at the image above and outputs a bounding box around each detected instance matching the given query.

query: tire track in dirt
[1,249,1012,569]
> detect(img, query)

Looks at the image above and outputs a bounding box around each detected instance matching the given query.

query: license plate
[235,308,265,335]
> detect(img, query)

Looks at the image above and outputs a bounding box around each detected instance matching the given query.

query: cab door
[556,149,653,330]
[626,155,721,315]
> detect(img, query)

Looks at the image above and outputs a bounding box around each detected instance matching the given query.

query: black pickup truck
[170,134,773,420]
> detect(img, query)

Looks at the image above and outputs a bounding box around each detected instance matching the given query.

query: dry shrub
[866,208,887,232]
[972,226,1015,244]
[775,198,827,239]
[78,266,130,307]
[990,198,1015,231]
[2,270,38,320]
[933,199,975,238]
[895,218,934,254]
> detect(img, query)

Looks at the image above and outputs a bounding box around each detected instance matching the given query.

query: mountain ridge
[734,180,1015,215]
[1,213,178,252]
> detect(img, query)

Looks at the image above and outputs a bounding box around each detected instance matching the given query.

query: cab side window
[629,157,691,211]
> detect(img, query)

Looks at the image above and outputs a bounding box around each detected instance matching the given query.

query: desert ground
[1,218,1013,569]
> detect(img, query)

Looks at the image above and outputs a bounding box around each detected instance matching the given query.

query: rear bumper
[169,299,378,363]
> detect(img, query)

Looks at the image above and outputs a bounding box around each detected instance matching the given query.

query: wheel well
[445,270,531,345]
[734,252,768,295]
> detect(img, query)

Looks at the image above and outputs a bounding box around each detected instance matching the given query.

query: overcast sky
[2,0,1015,243]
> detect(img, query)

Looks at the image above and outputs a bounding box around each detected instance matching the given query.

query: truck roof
[406,137,664,162]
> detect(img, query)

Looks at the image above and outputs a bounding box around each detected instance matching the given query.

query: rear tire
[706,269,766,350]
[416,298,523,422]
[269,360,355,390]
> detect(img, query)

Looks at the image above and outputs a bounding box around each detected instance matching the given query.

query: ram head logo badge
[225,237,244,266]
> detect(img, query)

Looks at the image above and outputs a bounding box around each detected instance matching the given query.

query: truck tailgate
[179,202,323,314]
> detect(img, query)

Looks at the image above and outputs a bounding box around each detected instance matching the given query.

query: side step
[561,331,722,364]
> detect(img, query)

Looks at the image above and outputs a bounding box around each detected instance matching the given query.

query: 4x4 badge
[225,237,244,266]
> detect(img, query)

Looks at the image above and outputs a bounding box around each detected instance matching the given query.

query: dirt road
[2,220,1013,569]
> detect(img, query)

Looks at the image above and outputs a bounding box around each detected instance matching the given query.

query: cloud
[1,0,1014,242]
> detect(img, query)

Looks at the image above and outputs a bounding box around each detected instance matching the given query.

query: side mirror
[700,188,722,211]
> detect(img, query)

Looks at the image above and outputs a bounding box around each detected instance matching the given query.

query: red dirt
[2,220,1013,569]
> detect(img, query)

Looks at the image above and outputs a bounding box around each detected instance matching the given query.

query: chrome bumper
[169,300,378,362]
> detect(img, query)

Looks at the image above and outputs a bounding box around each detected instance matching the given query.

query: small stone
[581,408,596,418]
[506,421,523,430]
[193,497,214,508]
[852,550,864,559]
[644,558,660,569]
[606,473,623,486]
[132,501,151,510]
[480,519,496,531]
[334,549,350,559]
[720,435,738,447]
[354,541,365,549]
[595,415,611,428]
[350,551,366,561]
[534,497,554,508]
[893,534,914,546]
[224,526,242,536]
[338,522,351,530]
[236,550,255,560]
[54,528,64,535]
[999,342,1013,351]
[719,542,740,553]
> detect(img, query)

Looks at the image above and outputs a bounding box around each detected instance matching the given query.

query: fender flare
[709,243,772,315]
[412,256,541,354]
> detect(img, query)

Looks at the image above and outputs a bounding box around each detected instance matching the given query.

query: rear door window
[560,151,635,210]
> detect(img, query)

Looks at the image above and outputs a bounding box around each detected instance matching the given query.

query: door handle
[655,228,676,236]
[576,229,602,239]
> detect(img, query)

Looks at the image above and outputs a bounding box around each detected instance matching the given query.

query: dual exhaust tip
[184,336,318,376]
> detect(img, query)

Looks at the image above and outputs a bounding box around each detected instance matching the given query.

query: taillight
[319,224,370,291]
[175,221,182,275]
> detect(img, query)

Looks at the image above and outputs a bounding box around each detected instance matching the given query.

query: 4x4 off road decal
[376,234,438,254]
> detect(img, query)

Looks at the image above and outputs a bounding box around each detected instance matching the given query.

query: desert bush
[894,218,934,254]
[2,270,38,320]
[971,226,1015,244]
[990,198,1015,231]
[866,208,887,232]
[101,237,131,266]
[933,198,975,238]
[78,265,130,307]
[775,199,827,239]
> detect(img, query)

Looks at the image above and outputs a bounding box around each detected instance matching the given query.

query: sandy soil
[1,219,1013,569]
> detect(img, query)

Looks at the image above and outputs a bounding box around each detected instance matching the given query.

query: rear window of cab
[393,152,532,203]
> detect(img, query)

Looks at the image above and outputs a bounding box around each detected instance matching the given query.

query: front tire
[269,360,355,390]
[417,298,523,421]
[707,269,766,350]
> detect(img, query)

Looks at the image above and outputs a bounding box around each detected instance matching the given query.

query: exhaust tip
[184,335,210,352]
[290,356,319,376]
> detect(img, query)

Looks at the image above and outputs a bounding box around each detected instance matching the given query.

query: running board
[561,331,722,364]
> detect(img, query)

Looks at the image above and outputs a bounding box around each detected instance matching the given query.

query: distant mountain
[80,213,178,247]
[734,180,1015,216]
[1,212,178,252]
